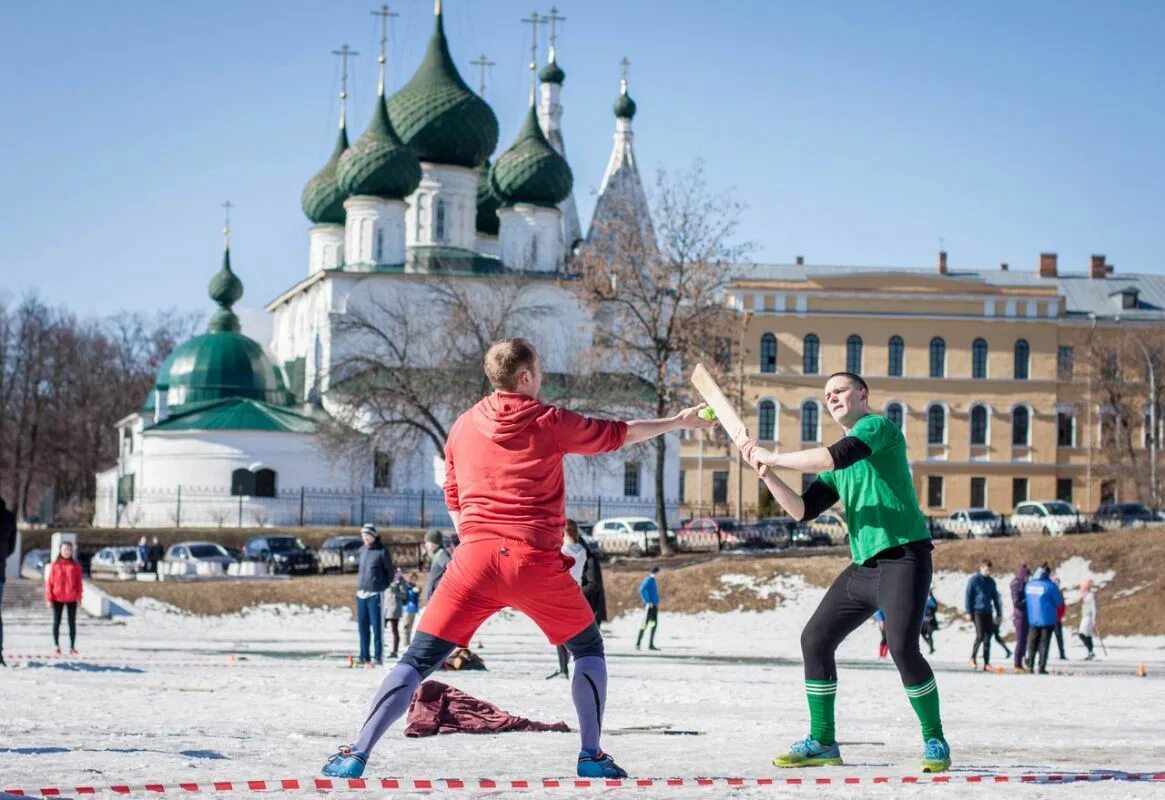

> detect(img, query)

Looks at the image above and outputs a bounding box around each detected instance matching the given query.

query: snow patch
[711,573,811,604]
[1113,582,1152,600]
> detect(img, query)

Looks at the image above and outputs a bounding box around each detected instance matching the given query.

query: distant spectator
[45,541,83,656]
[964,559,1002,671]
[580,532,608,626]
[149,536,164,572]
[874,609,888,659]
[1010,564,1031,672]
[1047,565,1068,660]
[400,574,420,648]
[136,536,150,571]
[1078,580,1099,660]
[386,568,410,659]
[1024,566,1063,675]
[423,530,451,602]
[635,566,661,651]
[920,588,938,655]
[356,524,393,665]
[0,496,17,667]
[550,520,589,679]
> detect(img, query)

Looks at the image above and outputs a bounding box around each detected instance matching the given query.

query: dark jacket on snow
[965,573,1002,616]
[357,539,393,594]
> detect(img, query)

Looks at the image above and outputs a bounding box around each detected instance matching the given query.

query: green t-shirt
[817,413,930,564]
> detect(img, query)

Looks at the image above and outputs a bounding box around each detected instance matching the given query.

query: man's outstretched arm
[623,404,715,445]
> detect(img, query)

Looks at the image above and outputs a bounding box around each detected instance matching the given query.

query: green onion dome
[539,60,565,85]
[614,86,637,120]
[336,96,422,199]
[488,105,573,208]
[300,126,349,224]
[475,158,500,235]
[387,9,498,168]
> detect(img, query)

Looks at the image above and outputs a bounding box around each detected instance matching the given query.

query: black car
[318,535,364,574]
[243,535,317,575]
[1093,503,1155,530]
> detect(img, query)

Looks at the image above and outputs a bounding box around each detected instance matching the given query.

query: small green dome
[475,158,500,235]
[614,88,637,120]
[301,126,350,224]
[539,60,565,85]
[489,105,573,208]
[337,97,422,199]
[387,10,498,168]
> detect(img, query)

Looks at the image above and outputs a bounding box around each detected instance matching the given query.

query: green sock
[904,677,944,741]
[805,679,837,746]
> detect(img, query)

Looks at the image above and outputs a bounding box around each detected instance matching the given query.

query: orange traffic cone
[1137,663,1147,677]
[347,654,355,668]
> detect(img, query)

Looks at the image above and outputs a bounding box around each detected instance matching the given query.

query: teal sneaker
[577,751,628,778]
[773,735,843,767]
[322,746,368,778]
[921,738,951,773]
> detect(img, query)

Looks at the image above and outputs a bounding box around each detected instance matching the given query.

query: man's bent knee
[401,632,458,678]
[563,623,604,659]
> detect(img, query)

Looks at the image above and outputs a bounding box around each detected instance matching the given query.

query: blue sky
[1,1,1163,321]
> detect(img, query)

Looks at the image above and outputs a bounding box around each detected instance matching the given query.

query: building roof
[490,104,573,208]
[475,158,500,235]
[147,397,319,434]
[336,95,422,200]
[301,125,350,224]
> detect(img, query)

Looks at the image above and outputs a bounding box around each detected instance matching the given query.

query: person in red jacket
[45,542,83,655]
[322,338,714,780]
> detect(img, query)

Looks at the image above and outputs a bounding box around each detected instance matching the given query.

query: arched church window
[231,468,254,496]
[435,199,447,242]
[254,469,277,498]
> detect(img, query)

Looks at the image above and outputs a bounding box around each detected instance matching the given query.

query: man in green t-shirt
[742,372,950,773]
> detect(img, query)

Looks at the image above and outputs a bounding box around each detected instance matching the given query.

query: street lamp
[736,310,753,519]
[1133,338,1159,509]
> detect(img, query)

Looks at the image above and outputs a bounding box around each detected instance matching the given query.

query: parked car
[677,517,760,550]
[805,511,846,546]
[89,546,144,580]
[591,517,675,556]
[1010,500,1090,536]
[20,548,51,580]
[944,508,1011,539]
[753,516,799,549]
[163,541,237,571]
[1093,502,1155,530]
[243,535,318,575]
[318,535,364,574]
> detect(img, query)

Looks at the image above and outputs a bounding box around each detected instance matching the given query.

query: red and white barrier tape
[6,773,1164,795]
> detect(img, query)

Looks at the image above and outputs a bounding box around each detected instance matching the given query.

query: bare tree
[572,162,752,552]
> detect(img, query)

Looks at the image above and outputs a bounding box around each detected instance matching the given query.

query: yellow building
[680,253,1165,520]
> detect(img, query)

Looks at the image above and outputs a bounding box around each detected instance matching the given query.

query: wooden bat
[690,363,768,477]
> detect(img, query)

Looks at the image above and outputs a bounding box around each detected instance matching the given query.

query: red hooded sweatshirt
[46,557,83,604]
[444,393,628,551]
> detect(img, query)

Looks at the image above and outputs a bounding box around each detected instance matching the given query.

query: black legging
[52,601,77,650]
[971,612,994,663]
[802,541,934,686]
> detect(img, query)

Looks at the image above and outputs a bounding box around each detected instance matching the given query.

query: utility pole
[1135,338,1159,508]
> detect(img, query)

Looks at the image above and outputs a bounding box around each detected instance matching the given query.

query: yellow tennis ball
[698,406,717,421]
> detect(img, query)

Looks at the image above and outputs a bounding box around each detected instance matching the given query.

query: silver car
[163,541,236,570]
[90,546,143,580]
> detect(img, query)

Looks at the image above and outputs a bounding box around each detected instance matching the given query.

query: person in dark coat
[581,538,608,625]
[356,524,393,665]
[386,568,410,659]
[1010,563,1031,672]
[964,560,1003,671]
[423,529,451,603]
[0,497,17,667]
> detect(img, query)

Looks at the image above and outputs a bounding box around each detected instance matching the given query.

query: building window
[1100,413,1118,448]
[1145,411,1155,449]
[803,334,820,375]
[1012,406,1030,446]
[970,405,988,446]
[117,474,135,504]
[124,429,134,454]
[760,333,777,373]
[435,199,447,242]
[1057,412,1075,447]
[972,338,988,379]
[887,336,904,377]
[846,335,863,374]
[530,235,539,266]
[678,470,686,502]
[1100,350,1119,382]
[927,476,943,508]
[801,401,820,442]
[1056,478,1073,504]
[927,404,945,444]
[231,468,254,496]
[373,451,392,489]
[1014,339,1030,380]
[623,461,641,497]
[886,402,904,430]
[970,477,986,508]
[374,228,383,262]
[1057,346,1074,380]
[253,469,277,498]
[929,337,946,378]
[801,473,817,494]
[758,400,776,441]
[712,471,729,504]
[1100,480,1116,505]
[1012,477,1028,507]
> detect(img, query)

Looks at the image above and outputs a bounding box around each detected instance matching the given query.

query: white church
[94,2,676,528]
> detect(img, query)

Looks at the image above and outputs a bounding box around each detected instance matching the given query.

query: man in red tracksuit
[323,338,713,779]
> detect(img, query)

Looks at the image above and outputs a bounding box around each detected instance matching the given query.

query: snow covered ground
[1,569,1163,799]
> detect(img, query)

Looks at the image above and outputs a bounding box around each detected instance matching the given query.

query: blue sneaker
[921,738,951,773]
[577,751,628,778]
[322,746,368,778]
[773,735,843,767]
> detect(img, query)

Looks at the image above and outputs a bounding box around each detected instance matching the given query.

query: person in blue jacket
[635,566,661,651]
[964,560,1003,671]
[1023,566,1063,674]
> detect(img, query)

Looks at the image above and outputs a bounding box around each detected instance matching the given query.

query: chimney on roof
[937,250,948,275]
[1090,254,1108,279]
[1000,262,1009,272]
[795,255,804,266]
[1039,252,1058,278]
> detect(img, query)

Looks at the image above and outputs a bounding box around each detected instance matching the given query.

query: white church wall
[499,206,564,273]
[308,224,344,274]
[405,164,477,250]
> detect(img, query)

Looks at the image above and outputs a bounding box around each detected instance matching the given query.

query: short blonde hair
[484,338,537,391]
